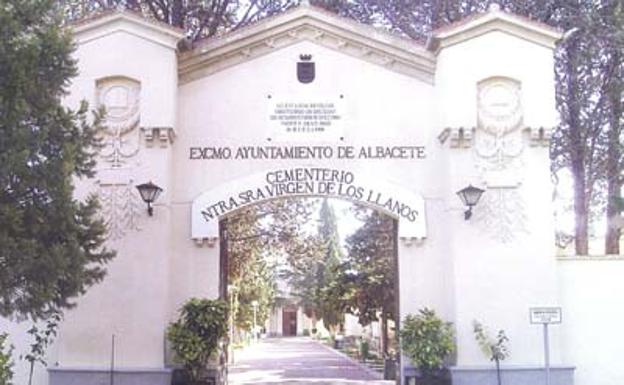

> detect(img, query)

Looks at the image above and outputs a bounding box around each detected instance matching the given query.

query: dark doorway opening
[282,307,297,336]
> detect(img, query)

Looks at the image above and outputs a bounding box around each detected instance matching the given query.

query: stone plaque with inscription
[267,97,344,141]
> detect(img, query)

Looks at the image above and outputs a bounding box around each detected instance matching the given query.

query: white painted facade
[4,4,623,385]
[558,257,624,385]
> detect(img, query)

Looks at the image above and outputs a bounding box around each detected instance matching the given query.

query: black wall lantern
[456,185,485,220]
[136,181,163,216]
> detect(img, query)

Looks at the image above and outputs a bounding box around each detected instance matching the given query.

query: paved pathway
[228,337,394,385]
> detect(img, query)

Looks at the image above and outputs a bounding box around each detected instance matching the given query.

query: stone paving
[228,337,394,385]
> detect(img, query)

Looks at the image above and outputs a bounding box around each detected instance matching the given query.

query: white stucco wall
[173,40,448,317]
[0,319,50,385]
[52,22,180,370]
[436,30,561,367]
[558,257,624,385]
[2,7,576,385]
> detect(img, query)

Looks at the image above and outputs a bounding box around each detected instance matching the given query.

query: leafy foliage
[313,199,344,329]
[400,309,455,375]
[226,198,315,337]
[286,199,345,331]
[57,1,624,257]
[233,253,275,333]
[594,3,624,254]
[167,298,228,382]
[550,1,623,255]
[342,209,396,327]
[473,320,509,385]
[325,0,624,255]
[22,311,62,385]
[0,333,13,385]
[0,0,114,319]
[58,0,296,41]
[472,321,509,363]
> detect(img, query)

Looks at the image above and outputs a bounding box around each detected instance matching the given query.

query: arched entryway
[190,167,427,384]
[217,196,402,384]
[191,166,427,241]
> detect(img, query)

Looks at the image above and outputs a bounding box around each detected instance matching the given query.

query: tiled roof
[434,4,561,36]
[70,8,185,35]
[190,2,424,51]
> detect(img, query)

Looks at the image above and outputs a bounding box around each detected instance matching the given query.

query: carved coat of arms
[297,54,315,84]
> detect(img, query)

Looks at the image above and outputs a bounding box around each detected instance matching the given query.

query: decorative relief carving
[194,237,219,248]
[448,127,475,148]
[440,78,551,241]
[142,126,176,148]
[96,77,141,167]
[97,180,143,240]
[474,187,527,243]
[474,77,528,241]
[478,77,523,135]
[475,77,524,182]
[179,24,435,84]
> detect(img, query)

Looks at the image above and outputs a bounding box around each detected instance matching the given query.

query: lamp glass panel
[457,185,484,206]
[136,182,163,203]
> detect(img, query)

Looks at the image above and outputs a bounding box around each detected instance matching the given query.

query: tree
[58,0,295,41]
[233,252,276,334]
[552,12,603,256]
[320,0,617,255]
[282,232,324,324]
[596,2,624,254]
[343,208,397,356]
[23,311,62,385]
[473,320,510,385]
[311,199,344,331]
[60,2,622,254]
[224,198,317,339]
[284,199,346,333]
[226,198,317,283]
[0,0,115,320]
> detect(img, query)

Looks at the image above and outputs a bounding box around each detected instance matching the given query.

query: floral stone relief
[95,77,143,239]
[97,176,143,240]
[474,77,527,242]
[96,77,141,168]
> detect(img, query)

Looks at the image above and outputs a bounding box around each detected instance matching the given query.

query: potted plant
[473,321,510,385]
[167,298,228,385]
[400,308,455,385]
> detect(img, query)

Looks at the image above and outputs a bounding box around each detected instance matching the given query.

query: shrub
[400,308,455,376]
[473,320,510,385]
[0,333,14,385]
[24,311,62,385]
[360,340,370,361]
[167,298,228,383]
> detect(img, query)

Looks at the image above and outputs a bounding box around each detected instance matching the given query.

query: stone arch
[191,166,426,241]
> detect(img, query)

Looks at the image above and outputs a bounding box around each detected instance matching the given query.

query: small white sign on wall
[529,307,562,324]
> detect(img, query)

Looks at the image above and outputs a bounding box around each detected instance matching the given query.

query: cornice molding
[179,6,436,84]
[431,6,562,54]
[72,11,184,50]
